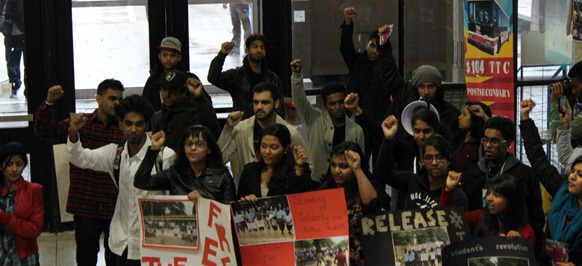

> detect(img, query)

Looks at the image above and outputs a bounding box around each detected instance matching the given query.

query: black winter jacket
[207,53,284,119]
[150,91,220,152]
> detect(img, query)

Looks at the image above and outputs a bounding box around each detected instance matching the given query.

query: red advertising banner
[463,0,515,121]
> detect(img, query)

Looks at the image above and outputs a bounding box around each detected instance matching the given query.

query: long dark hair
[256,124,297,190]
[175,125,223,171]
[478,174,528,237]
[0,142,28,187]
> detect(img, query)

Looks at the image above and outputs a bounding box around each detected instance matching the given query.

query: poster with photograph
[570,0,582,41]
[360,207,470,266]
[139,196,236,265]
[232,189,349,266]
[442,236,536,265]
[139,198,199,250]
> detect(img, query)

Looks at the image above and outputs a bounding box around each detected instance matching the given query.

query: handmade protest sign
[442,236,536,265]
[360,207,470,266]
[138,196,236,266]
[232,188,349,266]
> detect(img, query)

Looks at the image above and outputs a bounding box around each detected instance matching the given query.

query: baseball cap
[245,33,268,48]
[159,70,187,90]
[159,37,182,53]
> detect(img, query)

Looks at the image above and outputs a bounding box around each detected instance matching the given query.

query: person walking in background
[0,0,24,98]
[223,2,251,55]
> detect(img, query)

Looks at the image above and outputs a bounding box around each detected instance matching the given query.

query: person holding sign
[377,115,468,210]
[520,99,582,265]
[317,142,382,266]
[237,124,311,201]
[442,173,536,247]
[134,125,235,204]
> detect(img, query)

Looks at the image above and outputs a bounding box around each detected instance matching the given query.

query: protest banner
[442,236,536,265]
[231,188,349,266]
[360,207,470,266]
[138,196,236,266]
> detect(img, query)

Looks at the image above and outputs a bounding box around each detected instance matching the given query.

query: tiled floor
[38,231,107,266]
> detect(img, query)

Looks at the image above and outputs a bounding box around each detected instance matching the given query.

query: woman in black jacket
[237,124,311,201]
[134,125,235,204]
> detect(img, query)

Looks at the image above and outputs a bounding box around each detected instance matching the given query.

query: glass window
[518,0,572,80]
[72,3,149,92]
[0,0,26,119]
[188,3,256,85]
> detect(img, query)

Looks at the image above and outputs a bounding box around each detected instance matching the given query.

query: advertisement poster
[232,189,349,266]
[360,207,470,266]
[463,0,515,121]
[442,236,536,265]
[569,0,582,41]
[139,196,236,266]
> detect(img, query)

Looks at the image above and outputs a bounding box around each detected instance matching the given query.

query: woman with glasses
[0,142,43,265]
[377,115,468,210]
[134,125,235,203]
[237,124,311,201]
[452,102,491,173]
[386,108,442,211]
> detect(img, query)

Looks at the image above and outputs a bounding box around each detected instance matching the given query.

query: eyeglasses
[480,137,507,147]
[183,140,207,149]
[423,154,446,163]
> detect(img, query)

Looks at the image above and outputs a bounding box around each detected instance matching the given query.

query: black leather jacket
[134,148,236,204]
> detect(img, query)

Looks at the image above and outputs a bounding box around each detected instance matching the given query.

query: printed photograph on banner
[139,199,199,250]
[232,195,295,246]
[294,236,349,266]
[392,227,450,266]
[468,256,529,266]
[360,207,470,266]
[571,0,582,41]
[466,0,510,55]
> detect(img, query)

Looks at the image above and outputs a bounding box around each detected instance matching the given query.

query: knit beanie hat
[245,33,268,48]
[410,65,442,88]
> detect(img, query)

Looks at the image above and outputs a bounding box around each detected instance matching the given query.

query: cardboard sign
[360,207,470,266]
[442,236,536,265]
[232,189,349,266]
[139,196,236,266]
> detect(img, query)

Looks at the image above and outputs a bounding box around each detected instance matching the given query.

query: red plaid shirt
[34,102,125,219]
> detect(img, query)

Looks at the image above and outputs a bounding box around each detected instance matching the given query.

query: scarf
[548,182,582,251]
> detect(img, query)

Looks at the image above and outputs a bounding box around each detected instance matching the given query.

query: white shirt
[67,135,175,260]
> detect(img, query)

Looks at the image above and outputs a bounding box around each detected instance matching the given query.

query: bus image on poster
[467,0,510,55]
